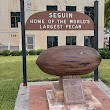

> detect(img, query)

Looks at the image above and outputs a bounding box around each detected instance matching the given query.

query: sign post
[20,0,27,86]
[25,3,97,83]
[109,37,110,50]
[94,0,99,81]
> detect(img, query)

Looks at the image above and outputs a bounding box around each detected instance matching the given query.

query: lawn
[0,56,110,110]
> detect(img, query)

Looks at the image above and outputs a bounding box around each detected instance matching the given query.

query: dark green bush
[28,50,37,55]
[19,50,29,55]
[98,48,110,59]
[105,51,110,59]
[98,50,105,59]
[1,50,10,56]
[10,50,20,56]
[0,51,2,56]
[36,49,44,55]
[98,48,108,52]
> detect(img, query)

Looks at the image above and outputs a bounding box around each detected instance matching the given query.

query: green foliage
[0,51,2,56]
[98,50,105,59]
[105,0,110,29]
[1,50,10,56]
[10,50,20,56]
[98,48,110,59]
[0,49,43,56]
[98,48,108,51]
[28,49,43,55]
[19,50,29,55]
[36,49,44,55]
[105,51,110,59]
[28,50,37,55]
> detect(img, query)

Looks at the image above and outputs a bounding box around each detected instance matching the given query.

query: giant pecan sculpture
[36,45,101,76]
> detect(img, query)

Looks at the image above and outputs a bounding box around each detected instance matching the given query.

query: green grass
[0,56,58,110]
[0,56,110,110]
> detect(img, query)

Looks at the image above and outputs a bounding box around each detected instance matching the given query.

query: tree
[105,0,110,29]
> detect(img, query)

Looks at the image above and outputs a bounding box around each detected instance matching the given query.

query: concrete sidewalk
[14,79,110,110]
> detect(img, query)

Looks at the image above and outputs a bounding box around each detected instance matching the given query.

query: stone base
[46,90,103,110]
[52,82,92,102]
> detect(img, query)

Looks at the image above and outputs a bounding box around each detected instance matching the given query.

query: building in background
[104,28,110,48]
[0,0,104,51]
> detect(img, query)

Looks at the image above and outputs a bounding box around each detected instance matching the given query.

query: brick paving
[14,80,110,110]
[29,85,52,110]
[29,81,110,110]
[84,82,110,110]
